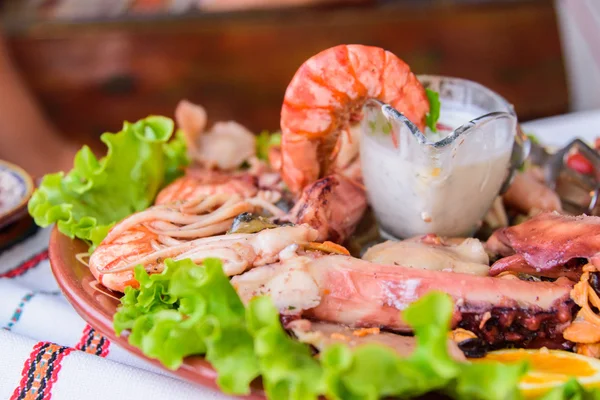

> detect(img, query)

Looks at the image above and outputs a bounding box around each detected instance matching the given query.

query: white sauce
[361,102,514,238]
[0,169,26,214]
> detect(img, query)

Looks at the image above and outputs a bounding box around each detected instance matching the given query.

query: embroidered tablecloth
[0,223,234,400]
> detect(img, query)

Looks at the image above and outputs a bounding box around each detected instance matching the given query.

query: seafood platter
[31,45,600,399]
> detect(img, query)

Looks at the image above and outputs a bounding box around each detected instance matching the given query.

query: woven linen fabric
[0,226,234,400]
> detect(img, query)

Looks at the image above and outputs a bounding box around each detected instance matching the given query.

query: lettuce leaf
[114,258,259,394]
[319,294,456,400]
[27,116,187,250]
[452,361,527,400]
[540,378,600,400]
[247,297,323,400]
[163,129,190,184]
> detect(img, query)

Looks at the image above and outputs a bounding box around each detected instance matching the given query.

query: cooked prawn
[89,191,290,292]
[280,44,430,193]
[155,169,259,205]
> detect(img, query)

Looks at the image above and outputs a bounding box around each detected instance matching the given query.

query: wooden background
[2,0,568,151]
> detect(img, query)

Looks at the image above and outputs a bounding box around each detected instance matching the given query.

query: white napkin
[0,227,235,400]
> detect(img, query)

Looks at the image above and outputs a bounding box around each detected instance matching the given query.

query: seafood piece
[91,222,317,292]
[503,169,562,215]
[155,169,259,205]
[228,212,279,234]
[89,191,308,292]
[488,212,600,279]
[175,100,257,170]
[267,145,282,171]
[280,44,430,194]
[175,99,207,157]
[483,197,509,230]
[490,255,585,281]
[157,164,361,244]
[362,237,490,276]
[329,124,361,182]
[232,254,576,349]
[287,319,466,361]
[286,174,367,242]
[196,121,256,170]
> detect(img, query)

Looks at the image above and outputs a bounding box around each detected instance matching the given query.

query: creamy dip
[0,168,26,214]
[361,101,514,239]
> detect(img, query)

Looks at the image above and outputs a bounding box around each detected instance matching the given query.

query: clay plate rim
[48,226,266,399]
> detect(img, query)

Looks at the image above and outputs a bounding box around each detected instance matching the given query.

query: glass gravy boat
[359,75,530,239]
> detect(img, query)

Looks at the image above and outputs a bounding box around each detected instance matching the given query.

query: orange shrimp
[155,169,258,205]
[90,164,287,292]
[89,192,298,293]
[280,44,430,194]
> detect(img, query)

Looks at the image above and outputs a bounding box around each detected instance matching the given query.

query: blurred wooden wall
[4,0,568,150]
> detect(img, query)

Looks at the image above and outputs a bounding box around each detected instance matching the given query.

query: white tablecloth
[0,226,234,400]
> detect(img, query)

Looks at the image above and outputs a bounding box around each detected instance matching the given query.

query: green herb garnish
[256,130,282,161]
[526,133,541,145]
[425,88,441,132]
[382,121,392,135]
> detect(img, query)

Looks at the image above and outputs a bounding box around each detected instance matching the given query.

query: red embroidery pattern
[10,342,73,400]
[75,325,110,357]
[1,250,49,279]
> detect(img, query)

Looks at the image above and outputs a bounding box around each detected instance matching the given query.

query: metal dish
[0,160,35,230]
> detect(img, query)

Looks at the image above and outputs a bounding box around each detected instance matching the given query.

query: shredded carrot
[584,264,599,273]
[306,241,350,255]
[577,343,600,358]
[330,333,349,341]
[323,289,331,295]
[563,265,600,354]
[352,327,380,337]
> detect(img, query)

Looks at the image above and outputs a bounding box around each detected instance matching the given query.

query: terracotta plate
[48,226,267,399]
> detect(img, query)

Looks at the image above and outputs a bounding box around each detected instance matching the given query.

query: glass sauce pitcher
[360,76,530,239]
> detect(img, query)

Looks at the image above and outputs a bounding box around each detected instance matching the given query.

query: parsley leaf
[256,130,282,161]
[425,88,441,132]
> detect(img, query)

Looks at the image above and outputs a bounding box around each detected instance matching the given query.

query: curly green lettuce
[539,378,600,400]
[114,258,259,394]
[27,116,188,250]
[247,297,323,400]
